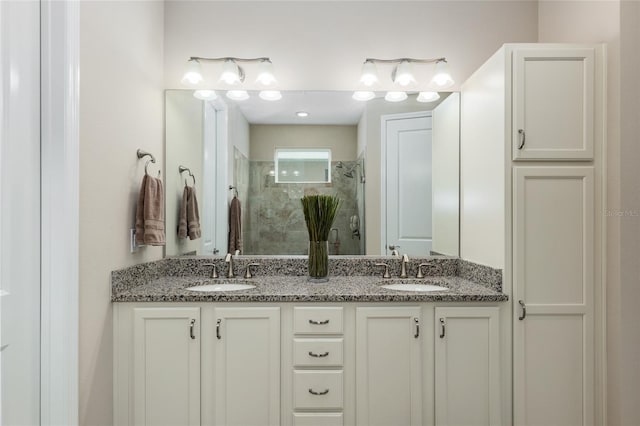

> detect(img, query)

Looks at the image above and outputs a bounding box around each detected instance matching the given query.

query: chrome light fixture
[181,56,281,102]
[354,57,455,102]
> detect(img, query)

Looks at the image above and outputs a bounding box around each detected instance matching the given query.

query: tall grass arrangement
[301,195,341,280]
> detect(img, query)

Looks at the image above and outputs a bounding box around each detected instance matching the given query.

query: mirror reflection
[164,90,459,257]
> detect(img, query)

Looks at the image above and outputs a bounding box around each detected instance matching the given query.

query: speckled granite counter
[111,257,507,303]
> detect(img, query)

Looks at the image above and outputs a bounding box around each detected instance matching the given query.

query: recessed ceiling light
[296,111,309,118]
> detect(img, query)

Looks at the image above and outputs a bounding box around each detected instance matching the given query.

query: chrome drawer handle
[308,388,329,395]
[216,319,222,339]
[308,319,330,325]
[439,318,446,338]
[518,129,526,149]
[189,319,196,340]
[308,351,329,358]
[518,300,527,320]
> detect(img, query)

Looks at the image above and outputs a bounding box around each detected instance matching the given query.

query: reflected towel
[135,174,166,246]
[178,186,201,240]
[228,196,242,253]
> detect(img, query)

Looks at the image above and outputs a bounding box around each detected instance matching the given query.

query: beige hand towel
[228,196,242,253]
[178,186,201,240]
[135,174,166,246]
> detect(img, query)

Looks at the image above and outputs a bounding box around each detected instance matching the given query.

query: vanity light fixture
[256,59,277,86]
[353,57,454,102]
[193,90,218,101]
[181,59,203,86]
[220,59,244,85]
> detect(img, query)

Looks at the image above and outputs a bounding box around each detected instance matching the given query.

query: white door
[356,307,422,426]
[383,112,433,255]
[133,307,201,426]
[215,307,280,426]
[513,167,594,426]
[512,47,595,161]
[0,1,41,424]
[435,307,501,426]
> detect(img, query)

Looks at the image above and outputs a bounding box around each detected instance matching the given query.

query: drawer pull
[189,319,196,340]
[518,129,526,149]
[439,318,446,338]
[308,351,330,358]
[216,319,222,339]
[308,388,330,396]
[414,317,419,338]
[308,319,330,325]
[518,300,527,320]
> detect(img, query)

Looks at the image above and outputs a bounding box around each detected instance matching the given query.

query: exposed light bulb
[431,60,454,89]
[416,91,440,103]
[226,90,249,101]
[359,61,379,87]
[352,91,375,101]
[384,91,408,102]
[256,60,277,86]
[394,60,415,87]
[181,60,203,86]
[219,59,242,85]
[259,90,282,101]
[193,90,218,101]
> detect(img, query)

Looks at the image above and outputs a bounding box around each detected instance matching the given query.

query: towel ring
[229,185,239,197]
[137,149,161,177]
[145,159,161,177]
[179,165,196,186]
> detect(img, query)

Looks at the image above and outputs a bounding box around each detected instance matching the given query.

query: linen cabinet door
[355,307,422,426]
[512,47,595,161]
[214,307,280,426]
[513,167,595,426]
[133,307,200,426]
[434,307,501,426]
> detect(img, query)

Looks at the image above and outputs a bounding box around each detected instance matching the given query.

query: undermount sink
[381,283,449,292]
[186,283,256,292]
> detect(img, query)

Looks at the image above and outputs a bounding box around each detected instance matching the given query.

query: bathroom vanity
[112,257,505,426]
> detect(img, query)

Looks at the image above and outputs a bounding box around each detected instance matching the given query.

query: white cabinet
[434,307,501,426]
[214,307,280,426]
[513,167,595,426]
[512,47,595,161]
[132,307,200,426]
[355,307,422,426]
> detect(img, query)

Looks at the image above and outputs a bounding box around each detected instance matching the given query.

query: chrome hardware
[308,319,330,325]
[137,149,161,177]
[244,263,260,279]
[388,244,401,256]
[374,263,391,279]
[439,318,446,338]
[189,319,196,340]
[518,129,526,149]
[416,263,430,279]
[216,319,222,339]
[308,388,329,396]
[400,254,410,278]
[224,253,235,278]
[308,351,330,358]
[179,165,196,186]
[202,263,218,279]
[518,300,527,320]
[213,248,220,254]
[414,317,420,338]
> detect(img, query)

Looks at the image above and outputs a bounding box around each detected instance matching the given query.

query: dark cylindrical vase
[308,241,329,282]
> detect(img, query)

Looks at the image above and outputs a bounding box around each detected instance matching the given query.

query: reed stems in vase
[301,195,341,280]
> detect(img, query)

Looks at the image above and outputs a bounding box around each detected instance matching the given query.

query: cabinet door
[355,307,422,426]
[133,307,200,426]
[513,167,594,426]
[512,47,595,160]
[214,307,280,426]
[434,307,501,426]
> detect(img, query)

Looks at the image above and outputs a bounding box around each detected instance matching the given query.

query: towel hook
[137,149,161,177]
[179,165,196,186]
[229,185,239,197]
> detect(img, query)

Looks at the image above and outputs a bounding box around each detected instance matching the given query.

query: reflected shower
[335,162,366,183]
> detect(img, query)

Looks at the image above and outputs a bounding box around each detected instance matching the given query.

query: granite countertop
[111,275,508,303]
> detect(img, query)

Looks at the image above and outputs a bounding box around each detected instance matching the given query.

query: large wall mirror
[165,90,460,257]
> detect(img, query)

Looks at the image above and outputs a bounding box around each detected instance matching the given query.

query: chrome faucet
[400,254,410,278]
[224,253,235,278]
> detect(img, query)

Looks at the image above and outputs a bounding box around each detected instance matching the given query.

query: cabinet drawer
[293,338,343,367]
[293,370,343,410]
[294,307,343,334]
[293,412,344,426]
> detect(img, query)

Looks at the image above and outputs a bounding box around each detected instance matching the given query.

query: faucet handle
[416,263,430,279]
[202,263,218,279]
[244,263,260,279]
[374,263,391,279]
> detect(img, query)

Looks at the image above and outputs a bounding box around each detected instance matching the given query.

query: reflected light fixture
[416,91,440,103]
[385,91,408,102]
[226,90,250,101]
[259,90,282,101]
[296,111,309,118]
[352,91,375,101]
[193,90,218,101]
[181,59,203,86]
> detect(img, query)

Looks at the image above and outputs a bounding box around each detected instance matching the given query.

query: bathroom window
[274,148,331,183]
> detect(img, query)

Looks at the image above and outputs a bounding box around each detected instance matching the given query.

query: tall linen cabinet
[460,43,606,425]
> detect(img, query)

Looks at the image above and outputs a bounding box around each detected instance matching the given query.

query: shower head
[343,170,354,178]
[342,163,365,183]
[335,161,345,169]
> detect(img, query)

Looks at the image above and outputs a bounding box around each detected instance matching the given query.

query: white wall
[164,1,538,91]
[79,2,164,425]
[250,125,357,161]
[165,91,204,256]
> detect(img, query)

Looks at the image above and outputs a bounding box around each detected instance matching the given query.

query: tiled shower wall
[243,160,364,255]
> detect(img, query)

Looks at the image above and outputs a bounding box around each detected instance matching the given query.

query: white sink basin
[186,283,256,292]
[381,283,449,292]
